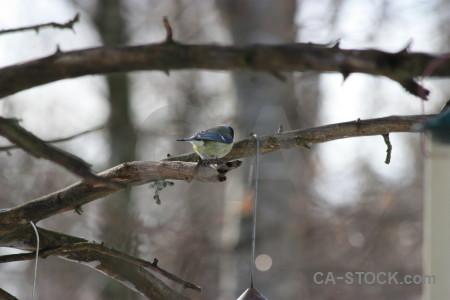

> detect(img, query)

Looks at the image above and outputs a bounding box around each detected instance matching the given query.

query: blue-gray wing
[177,126,234,143]
[192,130,233,143]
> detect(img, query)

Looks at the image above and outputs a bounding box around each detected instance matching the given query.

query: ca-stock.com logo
[313,271,436,285]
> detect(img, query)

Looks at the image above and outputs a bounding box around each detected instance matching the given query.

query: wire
[29,221,39,300]
[250,133,260,289]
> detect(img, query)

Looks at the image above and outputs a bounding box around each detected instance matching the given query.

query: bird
[177,125,234,162]
[414,110,450,144]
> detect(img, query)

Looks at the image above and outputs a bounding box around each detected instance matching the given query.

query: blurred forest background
[1,0,450,299]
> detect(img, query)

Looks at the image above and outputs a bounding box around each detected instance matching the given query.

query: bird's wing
[191,130,232,143]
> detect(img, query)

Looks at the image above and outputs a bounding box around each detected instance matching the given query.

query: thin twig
[0,241,201,292]
[0,125,103,152]
[382,133,392,164]
[0,117,122,189]
[0,227,191,300]
[162,16,173,43]
[63,242,201,291]
[439,99,450,113]
[269,70,287,82]
[0,13,80,35]
[0,251,38,263]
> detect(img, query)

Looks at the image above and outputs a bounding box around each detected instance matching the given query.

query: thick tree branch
[0,243,201,292]
[0,114,429,299]
[0,13,80,35]
[0,117,120,189]
[166,114,430,162]
[0,230,200,292]
[0,288,17,300]
[0,114,428,235]
[0,160,240,233]
[0,227,191,300]
[0,41,448,100]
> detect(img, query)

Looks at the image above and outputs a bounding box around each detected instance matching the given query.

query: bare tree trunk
[165,4,230,298]
[92,1,138,299]
[217,1,320,299]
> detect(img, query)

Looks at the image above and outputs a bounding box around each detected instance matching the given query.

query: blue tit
[177,125,234,160]
[415,110,450,144]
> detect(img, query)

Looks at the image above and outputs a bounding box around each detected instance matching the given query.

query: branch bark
[0,114,428,236]
[0,41,448,100]
[166,114,430,162]
[0,13,79,35]
[0,288,18,300]
[0,239,200,291]
[0,117,120,189]
[0,160,240,234]
[0,114,428,299]
[0,227,193,300]
[0,125,102,152]
[0,16,437,300]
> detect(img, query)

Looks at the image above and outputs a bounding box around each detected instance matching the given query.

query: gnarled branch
[0,41,448,100]
[0,125,102,152]
[0,114,428,236]
[0,117,121,189]
[0,226,192,300]
[0,13,80,35]
[0,114,429,300]
[0,160,241,233]
[166,114,430,162]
